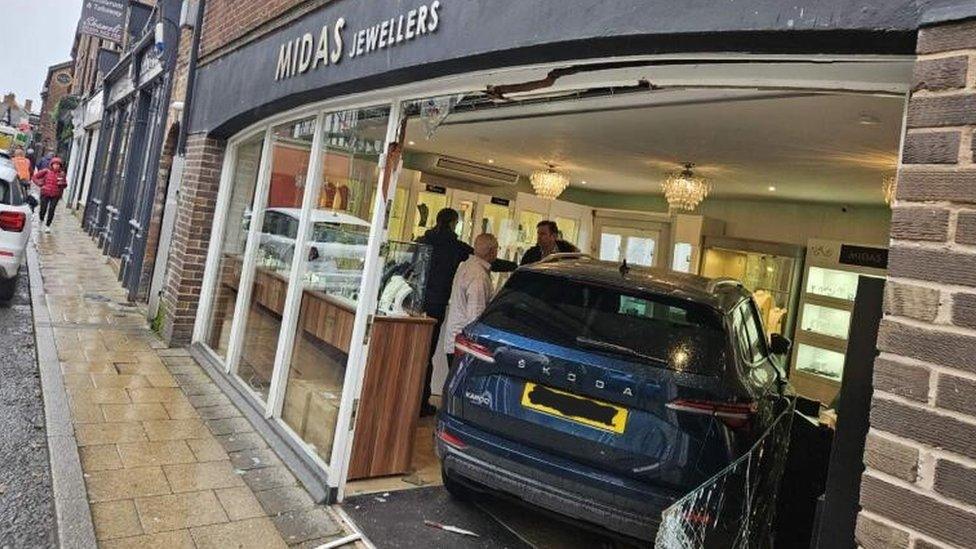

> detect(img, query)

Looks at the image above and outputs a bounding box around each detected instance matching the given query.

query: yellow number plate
[521,382,628,434]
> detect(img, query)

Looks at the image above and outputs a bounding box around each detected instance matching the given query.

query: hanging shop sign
[425,184,447,194]
[79,0,126,43]
[490,197,511,206]
[274,1,441,81]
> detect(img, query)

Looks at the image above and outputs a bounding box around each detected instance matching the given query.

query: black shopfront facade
[83,0,181,300]
[172,0,976,546]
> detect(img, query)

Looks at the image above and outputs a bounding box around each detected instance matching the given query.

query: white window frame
[190,52,915,498]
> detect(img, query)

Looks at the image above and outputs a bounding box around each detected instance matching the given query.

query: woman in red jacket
[32,157,68,233]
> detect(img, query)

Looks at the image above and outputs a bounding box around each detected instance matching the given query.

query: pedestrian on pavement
[519,220,579,265]
[443,232,499,367]
[416,208,515,416]
[12,147,33,197]
[37,152,53,170]
[31,157,67,233]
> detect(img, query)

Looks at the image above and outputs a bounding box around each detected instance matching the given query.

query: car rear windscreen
[479,271,729,374]
[0,179,23,206]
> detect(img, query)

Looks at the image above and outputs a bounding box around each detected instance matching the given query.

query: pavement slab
[27,213,353,547]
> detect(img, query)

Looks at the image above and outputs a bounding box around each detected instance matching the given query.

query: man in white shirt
[443,233,499,364]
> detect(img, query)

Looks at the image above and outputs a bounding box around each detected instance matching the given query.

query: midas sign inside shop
[274,1,442,81]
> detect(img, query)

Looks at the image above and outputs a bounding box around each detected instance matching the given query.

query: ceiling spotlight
[581,180,587,185]
[408,140,416,146]
[487,159,495,164]
[768,186,776,192]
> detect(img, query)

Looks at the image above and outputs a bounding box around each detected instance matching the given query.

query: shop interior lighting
[661,163,710,212]
[530,163,570,200]
[882,174,897,206]
[768,186,776,192]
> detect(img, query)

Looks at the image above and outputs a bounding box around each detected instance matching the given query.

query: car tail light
[0,211,26,232]
[454,334,495,364]
[666,398,757,429]
[436,429,467,449]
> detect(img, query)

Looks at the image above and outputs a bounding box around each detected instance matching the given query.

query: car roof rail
[539,252,589,263]
[707,277,744,294]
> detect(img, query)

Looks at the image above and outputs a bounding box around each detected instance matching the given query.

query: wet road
[0,267,57,548]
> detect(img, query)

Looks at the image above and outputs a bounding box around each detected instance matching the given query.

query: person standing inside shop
[443,233,499,366]
[417,208,470,417]
[417,208,514,416]
[31,157,67,233]
[519,220,578,265]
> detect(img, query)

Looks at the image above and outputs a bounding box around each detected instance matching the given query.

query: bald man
[443,233,499,363]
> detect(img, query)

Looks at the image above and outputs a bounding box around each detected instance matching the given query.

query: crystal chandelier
[530,163,570,200]
[882,173,897,206]
[662,163,710,212]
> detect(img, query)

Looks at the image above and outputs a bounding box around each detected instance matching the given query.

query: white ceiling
[404,89,905,205]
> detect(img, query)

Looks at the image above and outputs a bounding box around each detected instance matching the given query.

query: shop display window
[701,247,796,336]
[411,191,447,239]
[555,216,579,245]
[800,303,852,340]
[672,242,694,273]
[202,132,265,361]
[805,266,860,301]
[387,187,409,241]
[453,197,476,244]
[516,209,546,259]
[795,343,846,381]
[281,105,390,465]
[235,117,316,403]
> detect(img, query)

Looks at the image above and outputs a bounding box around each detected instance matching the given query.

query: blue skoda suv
[435,255,790,542]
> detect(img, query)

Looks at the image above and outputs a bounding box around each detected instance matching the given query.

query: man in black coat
[519,220,579,265]
[417,208,514,416]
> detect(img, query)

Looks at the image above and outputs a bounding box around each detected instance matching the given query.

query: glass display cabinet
[790,239,887,405]
[377,240,432,317]
[700,236,806,339]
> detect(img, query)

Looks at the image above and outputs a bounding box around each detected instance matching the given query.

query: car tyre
[0,276,16,302]
[441,467,470,501]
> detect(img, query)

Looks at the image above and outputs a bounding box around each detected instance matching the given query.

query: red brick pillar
[857,17,976,549]
[161,134,226,345]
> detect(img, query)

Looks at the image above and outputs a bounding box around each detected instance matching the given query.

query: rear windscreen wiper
[575,336,667,365]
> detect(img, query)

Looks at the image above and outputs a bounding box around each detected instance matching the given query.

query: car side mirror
[769,333,792,356]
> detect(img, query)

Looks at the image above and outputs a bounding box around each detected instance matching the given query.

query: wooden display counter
[218,255,435,479]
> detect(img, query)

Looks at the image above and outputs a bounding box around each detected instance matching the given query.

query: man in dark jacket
[519,220,579,265]
[417,208,514,416]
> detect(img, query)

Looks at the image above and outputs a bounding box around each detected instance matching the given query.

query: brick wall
[160,134,226,344]
[858,16,976,549]
[199,0,330,62]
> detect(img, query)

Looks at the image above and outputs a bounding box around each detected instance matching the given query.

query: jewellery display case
[378,239,432,317]
[790,239,888,404]
[700,236,806,338]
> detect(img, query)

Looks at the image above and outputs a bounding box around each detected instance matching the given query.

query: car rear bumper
[436,417,675,541]
[0,255,20,279]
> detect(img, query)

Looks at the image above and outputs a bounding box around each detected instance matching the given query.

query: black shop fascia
[274,1,442,82]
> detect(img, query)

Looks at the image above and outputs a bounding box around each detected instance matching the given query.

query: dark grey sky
[2,0,84,110]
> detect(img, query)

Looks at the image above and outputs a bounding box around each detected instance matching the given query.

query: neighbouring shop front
[81,0,181,301]
[167,0,976,546]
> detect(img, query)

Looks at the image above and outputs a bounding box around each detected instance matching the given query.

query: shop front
[81,0,181,300]
[167,0,976,544]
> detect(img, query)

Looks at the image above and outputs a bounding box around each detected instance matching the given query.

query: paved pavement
[31,213,353,548]
[0,266,57,548]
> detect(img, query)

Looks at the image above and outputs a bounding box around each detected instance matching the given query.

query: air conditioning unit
[432,156,520,187]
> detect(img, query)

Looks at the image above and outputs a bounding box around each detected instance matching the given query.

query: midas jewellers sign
[274,1,442,81]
